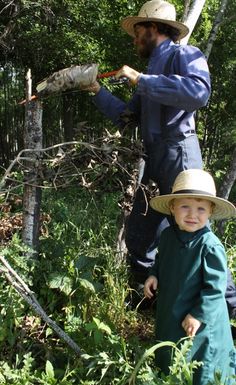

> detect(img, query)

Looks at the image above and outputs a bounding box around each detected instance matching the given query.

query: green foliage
[0,352,76,384]
[0,0,236,383]
[128,338,202,385]
[1,0,236,177]
[0,184,235,383]
[0,236,34,349]
[207,370,236,385]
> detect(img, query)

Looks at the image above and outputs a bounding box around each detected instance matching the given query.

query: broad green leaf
[78,278,95,293]
[45,360,54,379]
[48,273,73,295]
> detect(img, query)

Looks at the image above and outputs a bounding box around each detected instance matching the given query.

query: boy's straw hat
[150,169,236,220]
[121,0,189,39]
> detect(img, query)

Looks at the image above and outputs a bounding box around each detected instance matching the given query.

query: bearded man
[82,1,236,315]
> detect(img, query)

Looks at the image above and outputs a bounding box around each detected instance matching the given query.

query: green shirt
[150,225,235,384]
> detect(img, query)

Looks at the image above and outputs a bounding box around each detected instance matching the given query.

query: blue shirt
[93,39,211,145]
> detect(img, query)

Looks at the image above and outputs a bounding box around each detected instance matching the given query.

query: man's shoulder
[173,44,205,58]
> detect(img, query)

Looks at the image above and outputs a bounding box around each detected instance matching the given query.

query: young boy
[144,169,236,385]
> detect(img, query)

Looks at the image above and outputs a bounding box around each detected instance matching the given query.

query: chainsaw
[19,64,129,104]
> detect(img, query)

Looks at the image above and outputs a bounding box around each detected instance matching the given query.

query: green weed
[0,186,235,384]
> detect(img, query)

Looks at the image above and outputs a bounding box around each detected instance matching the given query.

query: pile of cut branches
[0,132,143,193]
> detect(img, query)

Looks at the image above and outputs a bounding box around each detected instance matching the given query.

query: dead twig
[0,255,83,357]
[0,138,143,192]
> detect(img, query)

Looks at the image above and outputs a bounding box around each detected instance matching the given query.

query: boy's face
[169,197,213,232]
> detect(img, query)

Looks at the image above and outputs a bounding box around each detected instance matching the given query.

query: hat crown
[172,169,216,196]
[138,0,176,21]
[150,169,236,220]
[121,0,189,40]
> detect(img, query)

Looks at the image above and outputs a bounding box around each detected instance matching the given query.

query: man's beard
[137,30,157,59]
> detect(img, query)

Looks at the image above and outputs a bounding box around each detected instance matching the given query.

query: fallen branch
[0,255,83,357]
[0,138,142,192]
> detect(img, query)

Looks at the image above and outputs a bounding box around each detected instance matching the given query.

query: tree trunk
[22,69,43,255]
[204,0,229,60]
[218,147,236,200]
[216,146,236,235]
[202,0,236,233]
[62,92,74,141]
[181,0,207,45]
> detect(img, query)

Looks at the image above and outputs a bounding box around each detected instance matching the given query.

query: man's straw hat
[121,0,189,39]
[150,169,236,220]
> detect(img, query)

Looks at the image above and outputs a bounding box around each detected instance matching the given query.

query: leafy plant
[0,173,235,384]
[0,352,76,384]
[128,338,202,385]
[0,235,35,351]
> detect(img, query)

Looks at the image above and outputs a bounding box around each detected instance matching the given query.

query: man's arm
[92,86,141,129]
[136,45,211,112]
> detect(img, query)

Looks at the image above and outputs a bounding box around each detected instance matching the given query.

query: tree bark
[204,0,229,60]
[181,0,207,45]
[218,147,236,200]
[62,92,74,141]
[22,69,42,255]
[202,0,236,212]
[215,147,236,235]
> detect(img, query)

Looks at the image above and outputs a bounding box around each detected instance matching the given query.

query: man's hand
[182,314,201,337]
[80,81,101,95]
[115,65,140,85]
[144,275,158,299]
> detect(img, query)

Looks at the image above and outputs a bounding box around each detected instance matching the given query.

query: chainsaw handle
[97,70,119,79]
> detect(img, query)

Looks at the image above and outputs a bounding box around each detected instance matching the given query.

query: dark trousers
[125,134,203,284]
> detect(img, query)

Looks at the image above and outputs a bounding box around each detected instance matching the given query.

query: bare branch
[0,0,20,50]
[0,137,143,192]
[0,1,16,15]
[0,255,84,357]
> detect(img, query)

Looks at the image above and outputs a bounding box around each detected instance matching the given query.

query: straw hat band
[120,0,189,39]
[173,190,215,196]
[149,169,236,220]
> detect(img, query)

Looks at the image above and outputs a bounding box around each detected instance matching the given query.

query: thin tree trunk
[202,0,236,205]
[22,69,42,255]
[204,0,229,60]
[62,92,74,141]
[182,0,191,22]
[181,0,207,45]
[216,146,236,235]
[218,147,236,200]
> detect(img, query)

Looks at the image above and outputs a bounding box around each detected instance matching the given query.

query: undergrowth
[0,187,235,384]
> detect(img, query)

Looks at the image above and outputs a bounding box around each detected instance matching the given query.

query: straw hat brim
[121,17,189,39]
[150,193,236,220]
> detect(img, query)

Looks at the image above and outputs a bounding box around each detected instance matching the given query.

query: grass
[0,186,235,384]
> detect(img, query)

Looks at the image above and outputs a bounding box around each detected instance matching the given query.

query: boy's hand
[182,313,201,337]
[144,275,158,299]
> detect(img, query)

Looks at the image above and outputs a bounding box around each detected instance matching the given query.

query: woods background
[0,1,236,384]
[1,0,236,193]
